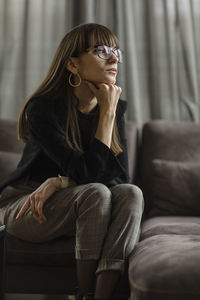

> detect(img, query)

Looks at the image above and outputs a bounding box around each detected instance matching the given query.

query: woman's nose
[108,52,118,63]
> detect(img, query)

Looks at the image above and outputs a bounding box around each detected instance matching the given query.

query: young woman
[0,23,143,300]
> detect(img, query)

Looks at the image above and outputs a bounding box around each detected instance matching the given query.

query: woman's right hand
[84,80,122,115]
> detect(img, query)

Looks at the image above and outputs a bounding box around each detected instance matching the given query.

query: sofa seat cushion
[6,233,75,266]
[141,216,200,240]
[129,233,200,300]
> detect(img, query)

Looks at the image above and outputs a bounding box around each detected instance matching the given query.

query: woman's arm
[16,177,60,223]
[84,81,121,148]
[16,176,76,224]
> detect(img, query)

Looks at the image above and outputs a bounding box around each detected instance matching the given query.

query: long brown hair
[18,23,122,155]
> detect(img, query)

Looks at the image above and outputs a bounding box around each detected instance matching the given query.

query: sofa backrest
[125,120,138,183]
[0,119,24,182]
[139,120,200,216]
[0,119,138,185]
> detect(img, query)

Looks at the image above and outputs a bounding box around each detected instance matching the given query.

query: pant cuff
[75,246,101,260]
[96,259,125,275]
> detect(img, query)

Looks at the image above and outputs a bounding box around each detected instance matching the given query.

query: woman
[0,23,143,300]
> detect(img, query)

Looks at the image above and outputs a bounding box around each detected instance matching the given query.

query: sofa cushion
[140,120,200,213]
[129,233,200,300]
[6,233,75,266]
[0,151,21,181]
[140,216,200,240]
[0,119,24,153]
[149,159,200,216]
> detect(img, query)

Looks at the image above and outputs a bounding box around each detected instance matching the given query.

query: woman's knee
[85,182,111,202]
[75,183,112,216]
[126,184,144,211]
[112,184,144,213]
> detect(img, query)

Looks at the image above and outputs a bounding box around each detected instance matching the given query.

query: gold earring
[68,73,82,87]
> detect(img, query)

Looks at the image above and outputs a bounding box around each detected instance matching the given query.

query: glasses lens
[97,45,110,60]
[114,49,123,63]
[96,45,123,63]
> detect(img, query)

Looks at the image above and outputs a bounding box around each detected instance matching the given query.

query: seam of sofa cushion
[129,277,200,295]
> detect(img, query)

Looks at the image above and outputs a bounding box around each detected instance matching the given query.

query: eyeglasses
[86,45,123,63]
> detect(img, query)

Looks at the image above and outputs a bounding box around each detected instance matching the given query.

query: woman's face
[76,44,119,85]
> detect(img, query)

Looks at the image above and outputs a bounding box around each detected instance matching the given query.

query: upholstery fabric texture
[0,119,23,182]
[129,216,200,300]
[0,152,21,181]
[150,159,200,216]
[140,120,200,214]
[129,120,200,300]
[6,234,75,266]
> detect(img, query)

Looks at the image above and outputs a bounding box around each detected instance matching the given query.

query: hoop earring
[68,73,82,87]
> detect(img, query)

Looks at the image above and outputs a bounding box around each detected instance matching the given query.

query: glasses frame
[85,45,123,63]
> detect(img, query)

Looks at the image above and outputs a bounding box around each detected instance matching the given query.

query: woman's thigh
[0,180,79,242]
[0,180,91,242]
[0,180,112,243]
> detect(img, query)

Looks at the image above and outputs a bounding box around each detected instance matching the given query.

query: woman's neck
[74,84,98,113]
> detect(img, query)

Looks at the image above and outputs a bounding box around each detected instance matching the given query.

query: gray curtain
[1,0,200,126]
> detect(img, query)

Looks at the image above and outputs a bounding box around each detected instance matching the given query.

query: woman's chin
[91,76,116,85]
[105,75,117,84]
[101,78,116,85]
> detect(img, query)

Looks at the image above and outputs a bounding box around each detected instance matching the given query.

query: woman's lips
[106,68,117,74]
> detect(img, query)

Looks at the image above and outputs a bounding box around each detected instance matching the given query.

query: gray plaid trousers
[0,180,144,274]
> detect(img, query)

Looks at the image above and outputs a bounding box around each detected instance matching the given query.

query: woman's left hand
[16,177,60,224]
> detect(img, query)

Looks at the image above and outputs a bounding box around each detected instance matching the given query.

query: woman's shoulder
[26,96,54,111]
[25,96,66,128]
[25,96,60,118]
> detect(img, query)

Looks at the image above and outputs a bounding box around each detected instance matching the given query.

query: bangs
[70,23,120,57]
[88,26,119,49]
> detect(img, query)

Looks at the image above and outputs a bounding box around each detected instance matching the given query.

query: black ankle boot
[82,295,96,300]
[75,288,96,300]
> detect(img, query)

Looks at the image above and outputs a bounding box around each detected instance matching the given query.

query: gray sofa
[129,120,200,300]
[0,118,138,298]
[0,224,6,299]
[2,118,200,300]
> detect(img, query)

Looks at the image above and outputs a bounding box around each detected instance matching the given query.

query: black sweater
[0,97,129,193]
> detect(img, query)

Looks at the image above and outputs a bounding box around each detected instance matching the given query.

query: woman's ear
[66,58,79,74]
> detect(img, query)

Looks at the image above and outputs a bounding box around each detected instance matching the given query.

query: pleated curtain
[1,0,200,126]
